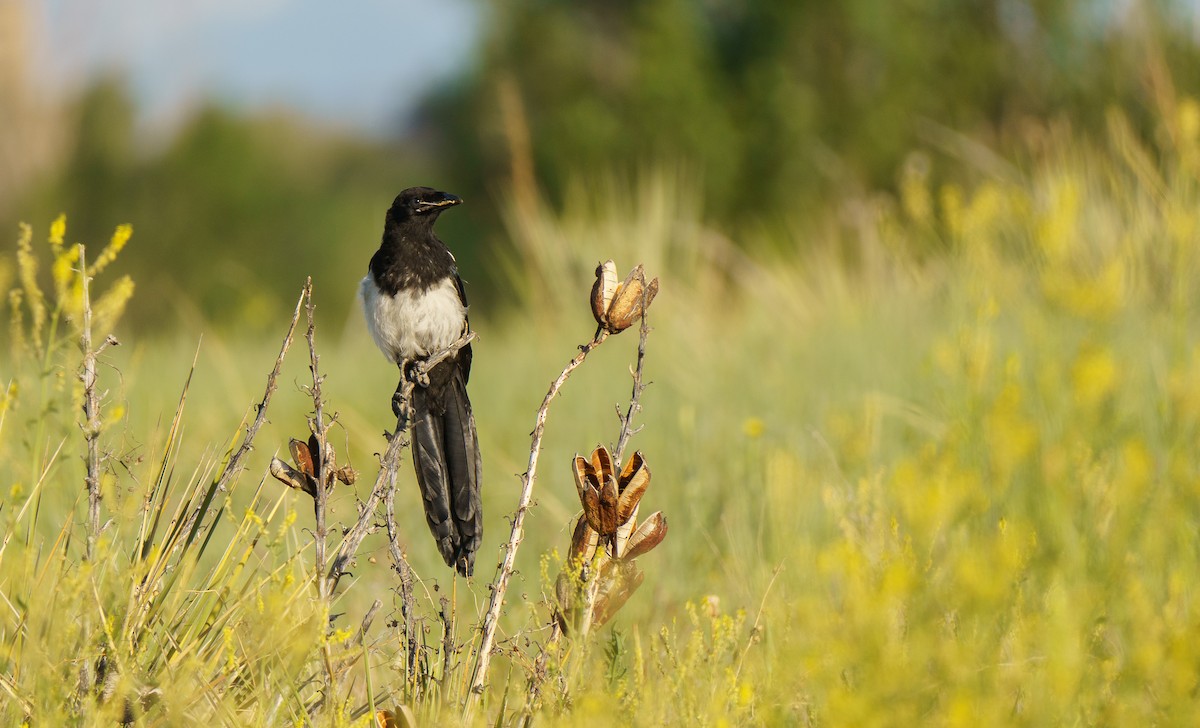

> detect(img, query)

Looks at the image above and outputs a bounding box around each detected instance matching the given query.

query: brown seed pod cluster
[269,434,357,498]
[591,261,660,333]
[558,445,668,632]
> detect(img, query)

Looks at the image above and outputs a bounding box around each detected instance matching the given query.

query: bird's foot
[393,361,418,419]
[391,390,411,420]
[409,360,431,388]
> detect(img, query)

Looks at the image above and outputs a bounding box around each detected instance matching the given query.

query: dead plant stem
[304,279,332,599]
[77,245,118,560]
[213,282,307,494]
[324,330,475,594]
[466,328,610,709]
[612,300,652,467]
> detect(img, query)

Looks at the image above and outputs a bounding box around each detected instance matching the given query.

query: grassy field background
[4,110,1200,725]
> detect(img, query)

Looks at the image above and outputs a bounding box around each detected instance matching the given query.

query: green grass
[5,108,1200,725]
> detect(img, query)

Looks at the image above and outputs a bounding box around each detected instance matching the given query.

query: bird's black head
[387,187,463,225]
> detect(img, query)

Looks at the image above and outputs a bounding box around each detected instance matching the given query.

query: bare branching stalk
[528,300,655,712]
[467,329,610,707]
[325,397,410,593]
[304,279,332,599]
[525,620,563,718]
[302,278,339,704]
[213,283,307,493]
[79,244,102,560]
[384,471,418,692]
[579,299,654,637]
[324,330,476,594]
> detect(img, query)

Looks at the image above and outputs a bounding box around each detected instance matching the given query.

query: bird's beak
[417,192,463,213]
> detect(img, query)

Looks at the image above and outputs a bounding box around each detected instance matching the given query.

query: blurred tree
[419,0,1192,236]
[9,78,467,334]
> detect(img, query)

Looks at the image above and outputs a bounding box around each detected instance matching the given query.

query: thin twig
[612,296,653,467]
[524,619,562,721]
[213,283,308,493]
[440,595,456,687]
[466,329,610,707]
[734,561,784,682]
[78,244,103,560]
[383,471,418,693]
[357,599,384,647]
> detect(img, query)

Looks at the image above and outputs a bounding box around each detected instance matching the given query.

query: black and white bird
[360,186,482,577]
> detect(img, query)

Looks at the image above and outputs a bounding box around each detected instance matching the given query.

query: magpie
[360,186,482,577]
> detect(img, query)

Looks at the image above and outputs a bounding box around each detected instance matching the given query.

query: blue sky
[31,0,482,135]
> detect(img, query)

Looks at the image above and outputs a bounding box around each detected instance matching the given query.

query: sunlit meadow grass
[4,105,1200,724]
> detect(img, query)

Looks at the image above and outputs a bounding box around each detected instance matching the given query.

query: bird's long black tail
[410,357,482,576]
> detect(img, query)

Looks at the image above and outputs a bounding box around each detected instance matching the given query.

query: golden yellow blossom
[48,213,66,253]
[1071,346,1118,409]
[89,223,133,276]
[742,417,765,438]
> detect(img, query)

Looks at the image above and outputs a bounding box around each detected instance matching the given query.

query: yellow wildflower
[15,223,45,342]
[93,274,135,335]
[1071,346,1118,409]
[89,223,132,276]
[48,213,66,254]
[742,417,765,438]
[51,244,80,303]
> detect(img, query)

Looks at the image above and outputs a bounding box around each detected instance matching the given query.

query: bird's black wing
[453,269,473,382]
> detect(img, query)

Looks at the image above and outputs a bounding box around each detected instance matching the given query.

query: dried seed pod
[270,457,316,497]
[616,451,650,525]
[643,275,660,312]
[605,265,647,332]
[308,433,329,474]
[590,259,618,326]
[590,445,615,483]
[554,572,574,636]
[574,447,622,541]
[621,511,668,561]
[597,474,620,537]
[375,706,417,728]
[571,455,593,505]
[591,561,644,628]
[290,438,315,478]
[569,515,598,563]
[335,466,358,485]
[582,480,603,535]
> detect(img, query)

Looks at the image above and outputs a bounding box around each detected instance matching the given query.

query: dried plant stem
[525,620,563,720]
[528,306,654,710]
[580,305,652,636]
[384,474,418,692]
[214,283,307,493]
[734,561,784,683]
[326,386,411,594]
[612,302,652,466]
[79,245,102,560]
[301,279,339,704]
[324,330,476,594]
[304,279,332,599]
[467,329,610,708]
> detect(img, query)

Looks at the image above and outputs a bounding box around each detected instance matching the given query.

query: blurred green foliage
[424,0,1193,227]
[10,79,454,332]
[7,0,1200,333]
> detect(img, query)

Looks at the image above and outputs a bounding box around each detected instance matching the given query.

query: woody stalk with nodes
[467,259,663,713]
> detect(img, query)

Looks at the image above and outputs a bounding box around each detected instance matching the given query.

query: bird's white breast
[360,276,466,363]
